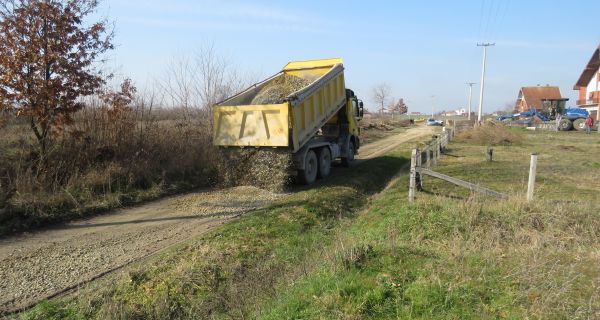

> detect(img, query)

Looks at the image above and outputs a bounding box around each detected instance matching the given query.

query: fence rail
[408,127,453,201]
[408,123,508,202]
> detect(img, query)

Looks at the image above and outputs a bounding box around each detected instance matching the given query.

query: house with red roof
[573,44,600,120]
[515,85,563,112]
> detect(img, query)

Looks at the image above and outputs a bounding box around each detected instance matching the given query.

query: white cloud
[110,0,333,34]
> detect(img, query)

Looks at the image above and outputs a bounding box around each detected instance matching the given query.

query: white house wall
[586,67,600,96]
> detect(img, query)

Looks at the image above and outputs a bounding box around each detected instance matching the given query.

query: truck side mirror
[358,100,364,118]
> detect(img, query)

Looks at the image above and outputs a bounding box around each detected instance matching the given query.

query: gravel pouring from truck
[213,58,364,184]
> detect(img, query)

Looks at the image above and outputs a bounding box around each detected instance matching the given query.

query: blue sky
[97,0,599,113]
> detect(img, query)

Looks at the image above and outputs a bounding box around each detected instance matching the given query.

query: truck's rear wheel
[298,150,318,185]
[573,118,586,131]
[558,119,573,131]
[317,147,332,178]
[341,141,355,167]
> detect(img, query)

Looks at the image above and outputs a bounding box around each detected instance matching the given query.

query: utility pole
[477,43,495,123]
[430,95,436,118]
[466,82,476,121]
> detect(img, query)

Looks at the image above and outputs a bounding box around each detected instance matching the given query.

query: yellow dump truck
[213,58,364,184]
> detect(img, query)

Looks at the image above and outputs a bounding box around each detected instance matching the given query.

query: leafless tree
[372,83,391,119]
[159,55,197,110]
[193,46,244,109]
[158,45,246,118]
[504,102,516,113]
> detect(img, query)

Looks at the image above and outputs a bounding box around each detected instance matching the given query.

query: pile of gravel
[251,74,311,105]
[218,148,292,192]
[170,186,281,215]
[216,74,310,191]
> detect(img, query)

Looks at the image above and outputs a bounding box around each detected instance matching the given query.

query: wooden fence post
[441,134,446,153]
[409,149,418,202]
[452,120,456,137]
[527,153,538,202]
[416,148,423,190]
[432,141,438,166]
[486,146,493,162]
[442,135,451,152]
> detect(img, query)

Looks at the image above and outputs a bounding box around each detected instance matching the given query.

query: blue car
[426,118,444,126]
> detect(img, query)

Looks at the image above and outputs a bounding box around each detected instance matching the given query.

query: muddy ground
[0,125,435,314]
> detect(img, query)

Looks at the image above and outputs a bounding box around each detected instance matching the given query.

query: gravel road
[0,125,435,314]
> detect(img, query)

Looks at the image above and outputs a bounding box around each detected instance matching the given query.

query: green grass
[19,128,600,319]
[19,142,417,319]
[255,128,600,319]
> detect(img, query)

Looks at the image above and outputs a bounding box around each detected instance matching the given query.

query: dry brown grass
[0,100,220,235]
[457,122,524,146]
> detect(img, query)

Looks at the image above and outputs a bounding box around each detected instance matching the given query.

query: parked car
[426,118,444,126]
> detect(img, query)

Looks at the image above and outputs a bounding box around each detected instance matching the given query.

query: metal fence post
[527,153,538,202]
[409,149,418,202]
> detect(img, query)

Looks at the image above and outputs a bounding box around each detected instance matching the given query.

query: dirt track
[0,125,435,314]
[357,125,435,161]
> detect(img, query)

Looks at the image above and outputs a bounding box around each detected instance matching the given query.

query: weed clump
[251,74,311,105]
[457,123,524,146]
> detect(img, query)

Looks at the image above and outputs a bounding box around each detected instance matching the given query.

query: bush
[0,101,220,236]
[457,123,524,146]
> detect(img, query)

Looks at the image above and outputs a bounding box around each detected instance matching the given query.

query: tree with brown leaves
[0,0,113,160]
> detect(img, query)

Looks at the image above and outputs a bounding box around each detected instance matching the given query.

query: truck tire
[573,118,586,131]
[341,141,355,167]
[558,118,573,131]
[298,150,318,185]
[317,147,332,178]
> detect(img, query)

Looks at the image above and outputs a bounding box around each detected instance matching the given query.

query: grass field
[257,127,600,319]
[20,126,600,319]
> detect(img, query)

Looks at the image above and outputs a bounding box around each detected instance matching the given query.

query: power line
[490,0,511,43]
[482,0,496,41]
[488,0,503,40]
[477,0,487,43]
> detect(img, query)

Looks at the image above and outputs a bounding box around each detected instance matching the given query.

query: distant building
[573,43,599,120]
[515,85,563,112]
[441,108,467,117]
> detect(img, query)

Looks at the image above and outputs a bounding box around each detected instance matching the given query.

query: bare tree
[372,83,391,119]
[159,55,198,110]
[0,0,114,160]
[193,45,244,109]
[503,102,516,113]
[158,45,245,115]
